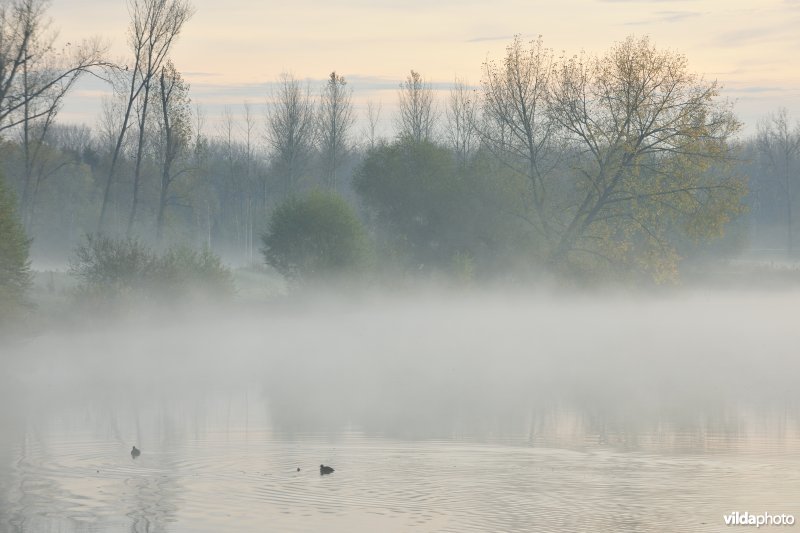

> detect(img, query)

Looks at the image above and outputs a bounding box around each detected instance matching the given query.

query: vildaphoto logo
[723,512,795,527]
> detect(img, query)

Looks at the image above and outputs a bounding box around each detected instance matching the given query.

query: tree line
[1,0,800,313]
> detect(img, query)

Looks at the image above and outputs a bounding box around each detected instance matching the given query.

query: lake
[2,290,800,532]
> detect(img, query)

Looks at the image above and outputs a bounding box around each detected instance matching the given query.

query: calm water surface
[2,293,800,532]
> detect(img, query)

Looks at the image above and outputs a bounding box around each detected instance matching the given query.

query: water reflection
[2,380,800,533]
[3,292,800,531]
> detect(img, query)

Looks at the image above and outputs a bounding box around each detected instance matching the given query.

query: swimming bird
[131,446,141,458]
[320,464,334,475]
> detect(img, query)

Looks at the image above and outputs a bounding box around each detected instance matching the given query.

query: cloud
[707,4,800,47]
[712,24,797,47]
[184,76,429,105]
[336,75,462,92]
[725,86,785,95]
[624,10,704,25]
[184,72,222,78]
[466,33,542,44]
[467,35,516,43]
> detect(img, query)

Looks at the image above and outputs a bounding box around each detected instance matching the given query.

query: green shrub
[70,234,156,291]
[69,235,234,305]
[153,245,235,299]
[262,190,369,282]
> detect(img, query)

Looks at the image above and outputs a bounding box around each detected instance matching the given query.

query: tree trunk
[126,79,152,237]
[787,170,793,258]
[98,73,140,233]
[156,187,167,243]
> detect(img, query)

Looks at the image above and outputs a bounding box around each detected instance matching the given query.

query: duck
[320,464,334,475]
[131,446,141,458]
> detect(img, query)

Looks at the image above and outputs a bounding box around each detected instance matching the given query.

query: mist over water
[2,288,800,532]
[2,0,800,529]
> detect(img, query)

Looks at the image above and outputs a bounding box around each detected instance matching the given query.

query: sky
[50,0,800,138]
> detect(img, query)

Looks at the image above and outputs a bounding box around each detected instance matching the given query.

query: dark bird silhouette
[297,467,301,472]
[320,464,334,475]
[131,446,141,458]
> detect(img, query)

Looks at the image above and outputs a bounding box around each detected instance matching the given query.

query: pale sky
[50,0,800,137]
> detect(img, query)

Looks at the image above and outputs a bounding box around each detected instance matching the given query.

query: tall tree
[241,101,258,262]
[317,71,354,191]
[265,72,316,196]
[0,0,106,133]
[445,78,479,165]
[97,0,194,233]
[547,36,743,279]
[18,119,75,230]
[0,0,106,230]
[481,35,559,244]
[362,99,382,149]
[154,60,192,242]
[756,108,800,256]
[396,70,436,143]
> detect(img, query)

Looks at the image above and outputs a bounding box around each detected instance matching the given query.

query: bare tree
[445,78,479,165]
[265,72,316,196]
[396,70,436,143]
[18,59,64,229]
[189,103,214,248]
[95,95,129,227]
[1,0,106,229]
[48,122,93,159]
[18,121,75,230]
[97,0,194,233]
[480,35,558,243]
[98,96,124,150]
[154,60,192,242]
[241,101,259,262]
[0,0,106,132]
[20,124,95,233]
[757,109,800,257]
[317,71,354,191]
[242,101,256,182]
[362,99,382,149]
[219,105,235,172]
[126,0,194,236]
[217,105,240,245]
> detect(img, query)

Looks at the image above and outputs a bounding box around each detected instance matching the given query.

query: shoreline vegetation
[16,252,800,333]
[0,0,799,335]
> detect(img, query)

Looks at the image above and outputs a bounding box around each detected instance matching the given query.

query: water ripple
[3,424,800,533]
